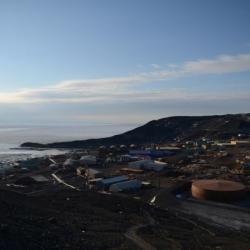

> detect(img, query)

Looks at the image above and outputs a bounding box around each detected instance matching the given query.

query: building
[80,155,97,166]
[128,160,167,172]
[88,178,103,190]
[118,154,139,162]
[128,160,148,168]
[109,179,142,192]
[156,146,181,152]
[63,158,79,168]
[120,168,144,174]
[85,168,103,179]
[96,175,128,190]
[231,140,250,146]
[129,149,173,158]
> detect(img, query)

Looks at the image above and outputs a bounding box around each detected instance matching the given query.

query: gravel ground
[0,188,249,250]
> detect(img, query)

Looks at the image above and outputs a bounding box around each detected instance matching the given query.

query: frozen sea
[0,124,136,170]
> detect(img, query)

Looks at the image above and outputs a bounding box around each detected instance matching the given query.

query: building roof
[100,175,128,185]
[31,175,49,182]
[87,168,102,174]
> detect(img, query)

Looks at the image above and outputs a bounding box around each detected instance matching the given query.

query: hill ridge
[21,113,250,148]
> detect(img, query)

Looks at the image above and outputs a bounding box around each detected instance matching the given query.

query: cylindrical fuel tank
[191,179,246,202]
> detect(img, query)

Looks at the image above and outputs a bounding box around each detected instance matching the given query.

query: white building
[128,160,167,172]
[80,155,97,166]
[63,158,79,168]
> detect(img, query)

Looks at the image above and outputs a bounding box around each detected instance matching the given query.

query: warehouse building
[109,179,142,192]
[96,175,128,190]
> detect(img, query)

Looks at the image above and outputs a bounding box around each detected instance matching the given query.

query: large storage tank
[191,179,246,202]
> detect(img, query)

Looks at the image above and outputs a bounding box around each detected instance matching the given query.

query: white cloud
[0,53,250,104]
[183,54,250,74]
[151,64,161,69]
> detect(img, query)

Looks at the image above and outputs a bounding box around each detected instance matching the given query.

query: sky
[0,0,250,131]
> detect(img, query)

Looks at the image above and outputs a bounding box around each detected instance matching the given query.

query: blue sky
[0,0,250,130]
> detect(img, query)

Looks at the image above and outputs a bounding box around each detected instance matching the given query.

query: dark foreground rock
[0,189,249,249]
[0,190,141,250]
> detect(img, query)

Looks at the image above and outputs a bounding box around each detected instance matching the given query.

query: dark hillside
[21,113,250,148]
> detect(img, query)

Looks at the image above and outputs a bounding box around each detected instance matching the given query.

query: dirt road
[125,211,156,250]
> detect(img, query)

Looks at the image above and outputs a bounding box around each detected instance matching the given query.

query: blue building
[129,150,173,158]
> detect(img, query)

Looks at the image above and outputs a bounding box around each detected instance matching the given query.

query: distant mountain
[21,113,250,148]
